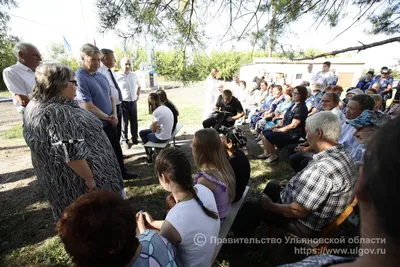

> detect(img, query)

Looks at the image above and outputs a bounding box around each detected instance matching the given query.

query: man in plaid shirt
[233,111,357,242]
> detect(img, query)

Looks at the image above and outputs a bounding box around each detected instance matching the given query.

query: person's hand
[109,115,118,127]
[272,127,281,132]
[226,116,234,122]
[279,179,289,189]
[140,211,158,230]
[259,193,273,210]
[85,179,97,193]
[165,194,176,211]
[136,212,147,234]
[294,145,310,153]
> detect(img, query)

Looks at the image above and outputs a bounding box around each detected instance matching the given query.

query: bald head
[120,57,132,74]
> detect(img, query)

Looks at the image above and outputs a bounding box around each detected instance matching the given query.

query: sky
[3,0,400,71]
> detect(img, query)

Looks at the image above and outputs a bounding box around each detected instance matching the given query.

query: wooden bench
[211,185,250,263]
[143,124,183,153]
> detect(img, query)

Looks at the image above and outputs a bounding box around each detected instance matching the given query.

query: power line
[7,13,65,31]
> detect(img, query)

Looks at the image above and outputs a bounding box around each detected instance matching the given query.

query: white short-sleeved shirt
[152,105,174,140]
[2,61,35,111]
[231,82,241,97]
[116,71,141,101]
[313,71,335,89]
[98,64,121,105]
[166,184,220,267]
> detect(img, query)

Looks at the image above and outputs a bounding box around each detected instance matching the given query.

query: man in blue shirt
[75,43,137,180]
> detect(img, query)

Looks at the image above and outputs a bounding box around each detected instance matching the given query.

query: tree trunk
[268,0,276,57]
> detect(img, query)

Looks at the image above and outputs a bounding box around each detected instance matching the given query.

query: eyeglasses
[381,72,388,75]
[69,80,78,86]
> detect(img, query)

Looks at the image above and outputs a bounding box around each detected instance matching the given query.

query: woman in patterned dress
[23,63,125,221]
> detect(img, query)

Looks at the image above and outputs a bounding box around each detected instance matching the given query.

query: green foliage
[113,45,147,71]
[0,35,18,91]
[45,42,80,71]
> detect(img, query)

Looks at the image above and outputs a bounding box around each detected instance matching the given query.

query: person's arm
[3,68,31,106]
[160,220,182,245]
[259,193,309,218]
[382,81,393,93]
[109,96,118,126]
[66,160,96,192]
[232,111,244,120]
[274,118,301,132]
[80,102,110,121]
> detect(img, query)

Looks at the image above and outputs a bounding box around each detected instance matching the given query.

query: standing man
[302,63,315,85]
[3,42,42,113]
[98,49,123,144]
[75,43,137,180]
[117,57,141,149]
[312,61,335,90]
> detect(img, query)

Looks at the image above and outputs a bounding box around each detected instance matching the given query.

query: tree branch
[292,36,400,60]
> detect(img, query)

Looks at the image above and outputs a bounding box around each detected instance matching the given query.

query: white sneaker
[257,153,270,159]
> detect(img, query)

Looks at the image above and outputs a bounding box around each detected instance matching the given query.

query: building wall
[239,59,365,90]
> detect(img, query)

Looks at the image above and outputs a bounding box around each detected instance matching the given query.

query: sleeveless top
[194,171,231,219]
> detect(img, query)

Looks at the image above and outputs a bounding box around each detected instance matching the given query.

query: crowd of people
[2,42,400,267]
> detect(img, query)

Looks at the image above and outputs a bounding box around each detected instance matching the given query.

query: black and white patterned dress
[23,97,124,220]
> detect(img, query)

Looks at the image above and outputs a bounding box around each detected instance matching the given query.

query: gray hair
[306,111,342,141]
[100,48,114,61]
[324,92,340,105]
[13,42,36,58]
[370,94,382,104]
[31,63,74,102]
[80,43,100,58]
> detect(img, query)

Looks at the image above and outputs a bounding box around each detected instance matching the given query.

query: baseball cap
[346,88,364,96]
[219,126,247,148]
[347,110,379,129]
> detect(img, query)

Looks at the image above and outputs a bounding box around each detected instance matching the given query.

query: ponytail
[189,187,219,220]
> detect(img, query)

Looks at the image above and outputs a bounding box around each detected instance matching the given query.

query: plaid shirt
[280,145,356,231]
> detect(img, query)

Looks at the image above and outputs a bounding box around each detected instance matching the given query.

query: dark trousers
[202,117,235,131]
[121,101,138,142]
[232,181,318,240]
[103,123,126,175]
[139,129,167,157]
[289,151,315,172]
[116,104,122,143]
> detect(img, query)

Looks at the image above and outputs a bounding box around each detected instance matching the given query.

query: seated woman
[141,147,220,267]
[258,85,309,163]
[56,190,177,267]
[156,89,179,133]
[219,127,250,203]
[192,128,236,220]
[248,81,272,128]
[253,85,285,137]
[255,86,294,141]
[139,93,174,163]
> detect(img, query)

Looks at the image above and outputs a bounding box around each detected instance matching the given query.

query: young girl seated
[56,190,177,267]
[156,89,179,133]
[142,147,220,267]
[192,128,236,220]
[139,93,174,163]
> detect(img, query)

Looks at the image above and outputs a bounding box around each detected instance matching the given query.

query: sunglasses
[69,80,78,86]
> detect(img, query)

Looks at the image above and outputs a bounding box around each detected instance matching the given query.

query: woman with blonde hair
[203,68,219,120]
[191,128,236,220]
[23,63,125,221]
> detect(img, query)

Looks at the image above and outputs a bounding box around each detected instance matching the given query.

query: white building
[239,57,365,90]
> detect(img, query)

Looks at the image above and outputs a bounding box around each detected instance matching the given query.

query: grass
[0,91,11,98]
[0,124,23,139]
[0,85,297,267]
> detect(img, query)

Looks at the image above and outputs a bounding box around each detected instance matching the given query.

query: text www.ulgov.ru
[295,247,386,256]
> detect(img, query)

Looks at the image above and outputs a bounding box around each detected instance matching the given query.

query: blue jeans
[139,129,168,157]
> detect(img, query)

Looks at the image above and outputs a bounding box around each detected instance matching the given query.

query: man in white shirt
[302,63,315,84]
[3,42,42,113]
[98,49,124,143]
[117,57,141,148]
[312,61,335,90]
[231,75,241,97]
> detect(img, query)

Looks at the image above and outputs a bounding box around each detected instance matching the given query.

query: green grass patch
[2,237,72,267]
[0,124,23,139]
[0,91,11,98]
